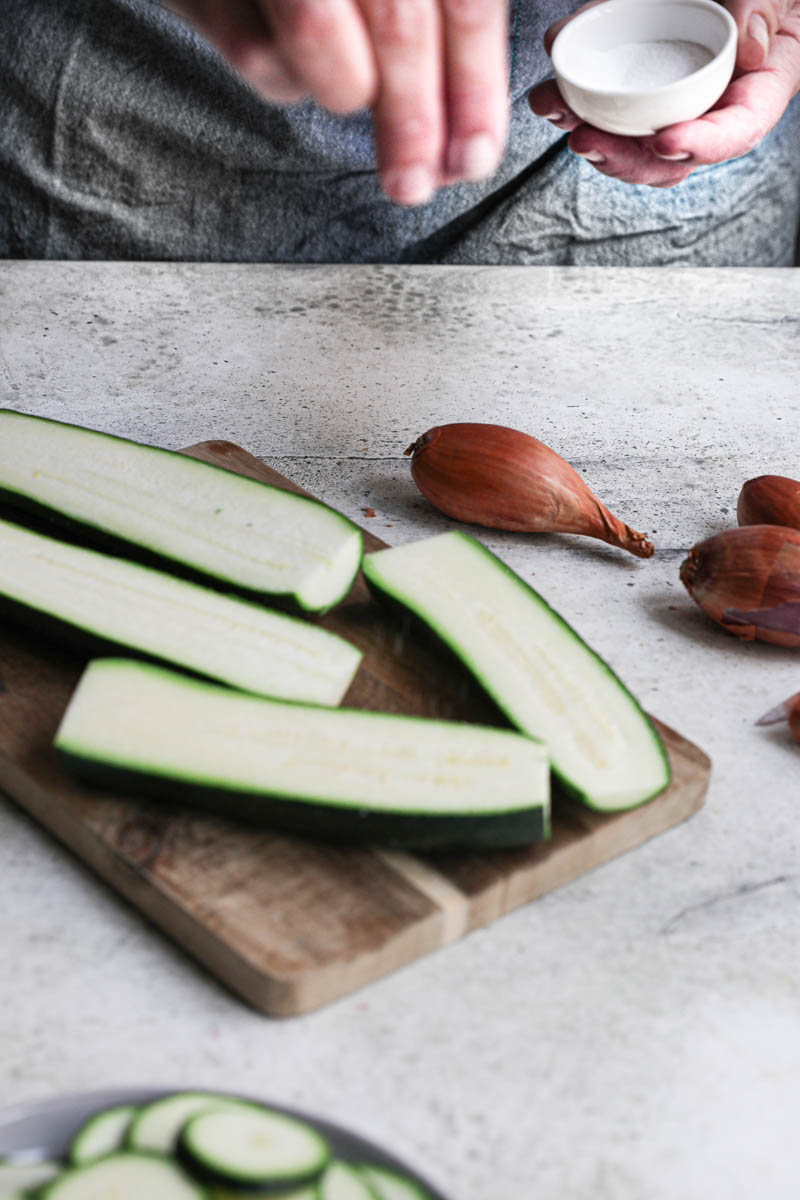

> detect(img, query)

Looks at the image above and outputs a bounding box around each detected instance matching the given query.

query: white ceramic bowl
[551,0,737,137]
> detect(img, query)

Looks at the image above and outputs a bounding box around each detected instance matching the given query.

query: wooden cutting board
[0,441,711,1017]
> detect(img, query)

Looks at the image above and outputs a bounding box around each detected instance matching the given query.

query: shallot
[404,423,654,559]
[680,525,800,647]
[738,475,800,530]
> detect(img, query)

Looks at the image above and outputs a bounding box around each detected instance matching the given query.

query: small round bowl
[551,0,737,137]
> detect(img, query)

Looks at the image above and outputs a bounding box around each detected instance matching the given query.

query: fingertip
[649,124,694,160]
[567,124,597,156]
[381,165,437,207]
[320,76,377,114]
[738,12,769,71]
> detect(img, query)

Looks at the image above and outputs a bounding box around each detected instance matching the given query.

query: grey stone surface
[0,262,798,1200]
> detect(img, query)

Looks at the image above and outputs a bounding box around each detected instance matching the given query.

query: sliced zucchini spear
[0,409,362,613]
[362,531,670,812]
[68,1103,138,1166]
[177,1106,330,1191]
[359,1165,433,1200]
[319,1162,378,1200]
[38,1152,206,1199]
[54,658,550,850]
[0,519,361,707]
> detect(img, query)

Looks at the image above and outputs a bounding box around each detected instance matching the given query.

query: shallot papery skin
[680,525,800,647]
[404,424,654,559]
[738,475,800,530]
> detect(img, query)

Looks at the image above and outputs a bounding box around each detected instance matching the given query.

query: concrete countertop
[0,262,798,1200]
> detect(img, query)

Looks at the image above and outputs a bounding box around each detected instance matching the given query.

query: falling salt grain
[587,40,713,90]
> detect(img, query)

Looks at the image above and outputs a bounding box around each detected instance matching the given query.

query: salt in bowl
[551,0,737,137]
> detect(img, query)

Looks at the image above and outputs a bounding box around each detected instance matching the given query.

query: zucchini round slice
[126,1092,251,1155]
[68,1103,138,1165]
[38,1152,206,1198]
[319,1162,378,1200]
[210,1189,318,1199]
[178,1107,330,1190]
[0,1160,62,1195]
[360,1165,433,1200]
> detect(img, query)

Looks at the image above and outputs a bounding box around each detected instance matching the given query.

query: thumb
[723,0,792,71]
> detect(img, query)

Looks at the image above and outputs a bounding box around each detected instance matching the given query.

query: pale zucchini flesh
[0,409,362,612]
[0,519,360,706]
[360,1165,433,1200]
[126,1092,251,1155]
[320,1162,378,1200]
[362,532,669,812]
[0,1160,62,1195]
[68,1103,138,1166]
[55,658,550,849]
[211,1187,318,1199]
[178,1107,330,1189]
[38,1153,205,1199]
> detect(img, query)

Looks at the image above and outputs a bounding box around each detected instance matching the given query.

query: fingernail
[747,12,769,63]
[576,149,605,163]
[657,151,691,161]
[383,165,435,206]
[447,133,500,182]
[542,110,565,121]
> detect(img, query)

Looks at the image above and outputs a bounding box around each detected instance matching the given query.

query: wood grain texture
[0,441,711,1016]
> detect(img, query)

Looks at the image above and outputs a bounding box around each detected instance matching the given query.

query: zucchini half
[0,409,362,613]
[54,658,550,850]
[0,518,360,706]
[362,532,670,812]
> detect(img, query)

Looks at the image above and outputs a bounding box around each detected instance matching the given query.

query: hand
[166,0,509,205]
[528,0,800,187]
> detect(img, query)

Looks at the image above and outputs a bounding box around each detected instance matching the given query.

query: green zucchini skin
[56,747,549,851]
[363,532,670,812]
[0,410,362,615]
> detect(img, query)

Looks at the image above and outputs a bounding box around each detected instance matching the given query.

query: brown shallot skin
[680,525,800,647]
[404,423,654,559]
[737,475,800,530]
[791,698,800,744]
